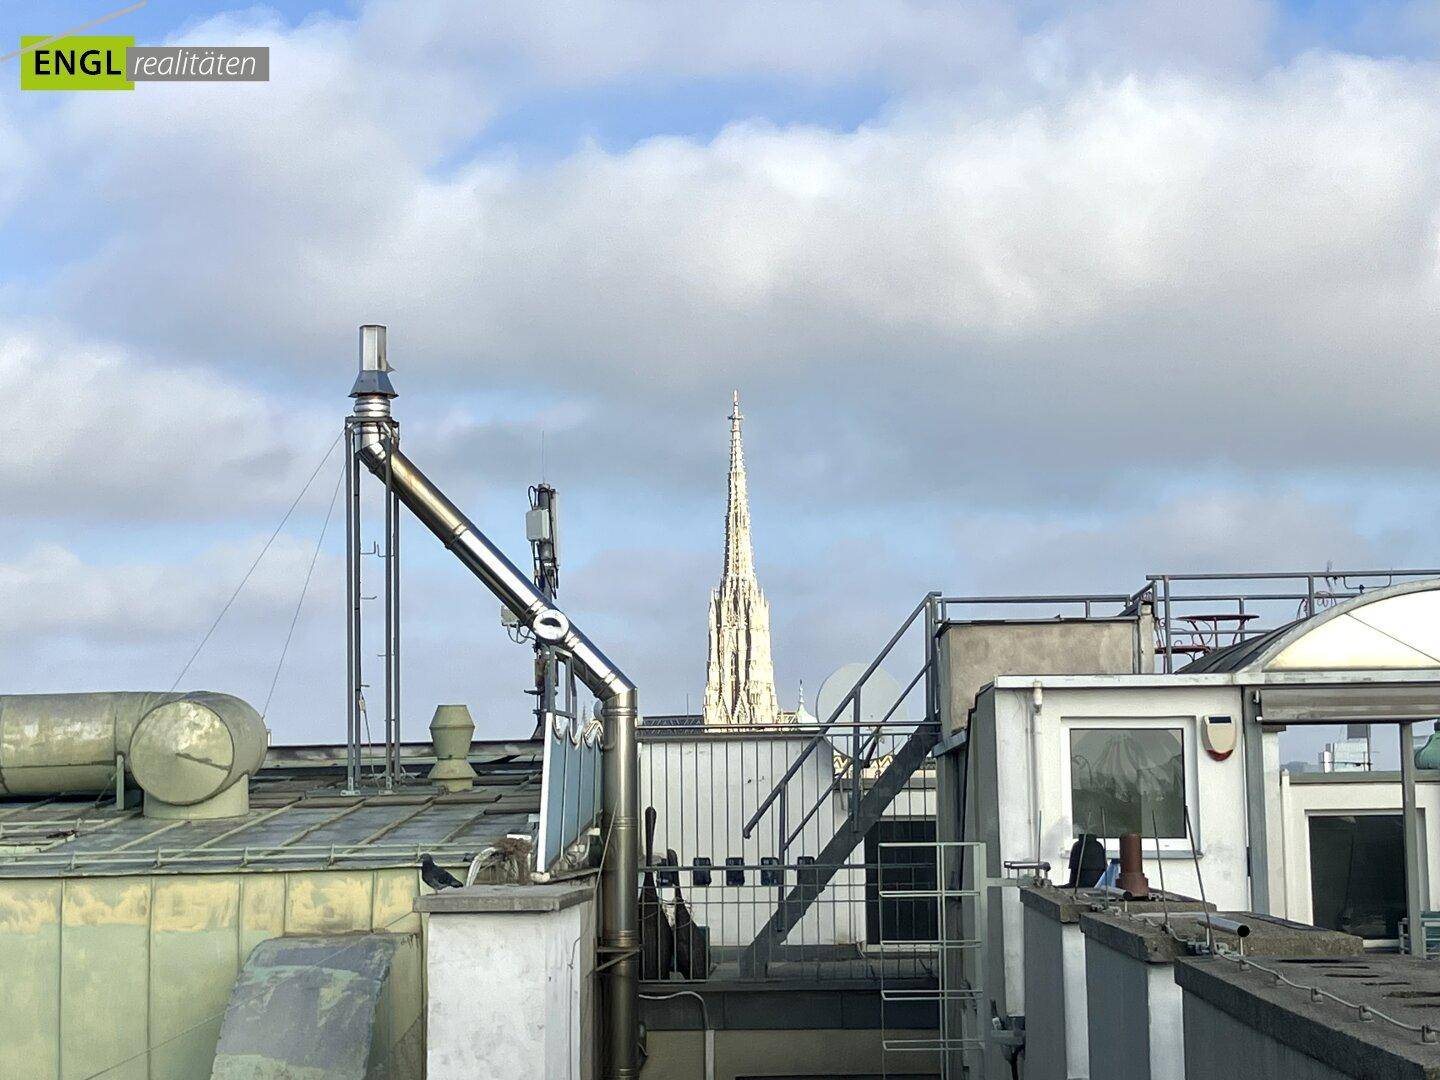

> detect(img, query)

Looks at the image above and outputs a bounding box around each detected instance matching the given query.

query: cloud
[0,329,334,521]
[6,0,1440,742]
[8,37,1440,515]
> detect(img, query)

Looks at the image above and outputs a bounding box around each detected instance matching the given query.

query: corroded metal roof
[0,740,541,878]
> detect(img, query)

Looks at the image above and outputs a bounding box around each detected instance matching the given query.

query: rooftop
[0,739,541,878]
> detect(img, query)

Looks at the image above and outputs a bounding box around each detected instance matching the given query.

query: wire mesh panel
[880,840,995,1080]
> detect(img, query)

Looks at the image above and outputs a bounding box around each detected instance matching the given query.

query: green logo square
[20,36,134,90]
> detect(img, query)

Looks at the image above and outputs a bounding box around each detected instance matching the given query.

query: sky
[2,1,1440,759]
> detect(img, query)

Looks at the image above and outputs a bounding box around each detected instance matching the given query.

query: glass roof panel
[1267,589,1440,671]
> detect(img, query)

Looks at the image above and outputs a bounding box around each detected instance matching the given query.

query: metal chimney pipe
[348,328,640,1077]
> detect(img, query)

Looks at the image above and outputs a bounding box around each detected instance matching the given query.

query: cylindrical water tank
[0,691,267,815]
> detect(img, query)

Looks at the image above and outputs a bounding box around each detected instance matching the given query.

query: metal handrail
[1146,567,1440,671]
[741,592,938,840]
[779,661,931,852]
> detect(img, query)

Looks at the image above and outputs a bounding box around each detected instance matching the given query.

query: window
[1309,814,1408,940]
[1069,728,1186,839]
[865,818,937,944]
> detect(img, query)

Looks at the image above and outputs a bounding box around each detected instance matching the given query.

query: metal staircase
[738,593,942,976]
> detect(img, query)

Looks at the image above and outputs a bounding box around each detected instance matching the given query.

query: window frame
[1059,716,1201,858]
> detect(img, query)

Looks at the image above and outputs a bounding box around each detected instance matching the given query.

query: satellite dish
[815,664,906,728]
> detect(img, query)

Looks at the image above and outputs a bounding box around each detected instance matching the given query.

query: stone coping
[1080,909,1363,964]
[1019,883,1210,925]
[1176,955,1440,1079]
[415,881,593,914]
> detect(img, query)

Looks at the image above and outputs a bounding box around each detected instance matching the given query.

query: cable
[640,990,714,1080]
[261,458,346,718]
[169,433,342,692]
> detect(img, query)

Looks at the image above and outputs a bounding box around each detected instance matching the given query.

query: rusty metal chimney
[1117,833,1151,899]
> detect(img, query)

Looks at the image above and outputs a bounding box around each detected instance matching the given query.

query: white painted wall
[982,682,1253,1018]
[425,897,594,1080]
[639,735,936,949]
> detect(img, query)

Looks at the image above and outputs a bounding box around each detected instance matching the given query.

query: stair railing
[741,591,941,850]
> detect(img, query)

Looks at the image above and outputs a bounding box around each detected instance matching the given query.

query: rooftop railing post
[1401,721,1426,957]
[1162,575,1173,673]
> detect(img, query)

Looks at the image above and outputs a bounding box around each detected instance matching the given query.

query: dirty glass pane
[1308,814,1407,939]
[1070,728,1185,838]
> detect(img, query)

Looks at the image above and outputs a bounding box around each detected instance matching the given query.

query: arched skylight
[1262,585,1440,671]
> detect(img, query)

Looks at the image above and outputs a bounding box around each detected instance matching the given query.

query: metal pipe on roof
[347,327,640,1078]
[1400,721,1426,957]
[0,691,267,817]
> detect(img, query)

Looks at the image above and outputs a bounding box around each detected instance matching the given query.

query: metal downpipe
[350,392,640,1076]
[602,688,640,1079]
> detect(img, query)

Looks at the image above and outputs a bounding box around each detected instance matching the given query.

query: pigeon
[420,853,464,890]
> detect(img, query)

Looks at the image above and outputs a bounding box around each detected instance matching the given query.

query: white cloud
[5,0,1440,739]
[0,330,333,520]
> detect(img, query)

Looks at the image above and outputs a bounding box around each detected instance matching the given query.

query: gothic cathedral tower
[702,392,781,727]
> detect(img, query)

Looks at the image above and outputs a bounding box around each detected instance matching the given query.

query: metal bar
[1163,575,1173,673]
[185,799,303,853]
[1401,721,1426,957]
[384,423,396,792]
[336,795,440,853]
[1144,569,1440,582]
[345,418,362,795]
[257,799,372,854]
[743,593,934,838]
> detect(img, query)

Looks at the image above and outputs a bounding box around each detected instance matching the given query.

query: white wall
[426,897,594,1080]
[639,735,864,947]
[981,682,1252,1017]
[1276,771,1438,926]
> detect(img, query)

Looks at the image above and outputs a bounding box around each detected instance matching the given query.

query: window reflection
[1070,728,1185,838]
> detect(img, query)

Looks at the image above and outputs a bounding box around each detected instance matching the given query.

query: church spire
[724,391,756,581]
[703,390,780,727]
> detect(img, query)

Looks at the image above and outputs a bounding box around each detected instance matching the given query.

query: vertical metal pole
[1400,721,1426,956]
[1306,575,1316,618]
[391,426,401,783]
[600,689,640,1079]
[1162,575,1173,673]
[344,419,362,795]
[383,423,397,792]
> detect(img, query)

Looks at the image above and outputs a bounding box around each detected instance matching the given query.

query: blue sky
[3,0,1440,766]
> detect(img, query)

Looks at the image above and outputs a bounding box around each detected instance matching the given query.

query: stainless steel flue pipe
[347,326,640,1077]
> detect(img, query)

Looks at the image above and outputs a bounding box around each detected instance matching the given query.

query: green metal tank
[0,691,268,817]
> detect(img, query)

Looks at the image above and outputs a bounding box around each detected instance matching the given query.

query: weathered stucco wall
[0,867,427,1080]
[940,617,1152,734]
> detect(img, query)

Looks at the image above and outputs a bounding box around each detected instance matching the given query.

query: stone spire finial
[703,391,779,727]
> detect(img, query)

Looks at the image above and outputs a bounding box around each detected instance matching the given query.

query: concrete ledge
[1020,883,1207,925]
[1176,955,1440,1079]
[415,882,592,914]
[1081,909,1362,964]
